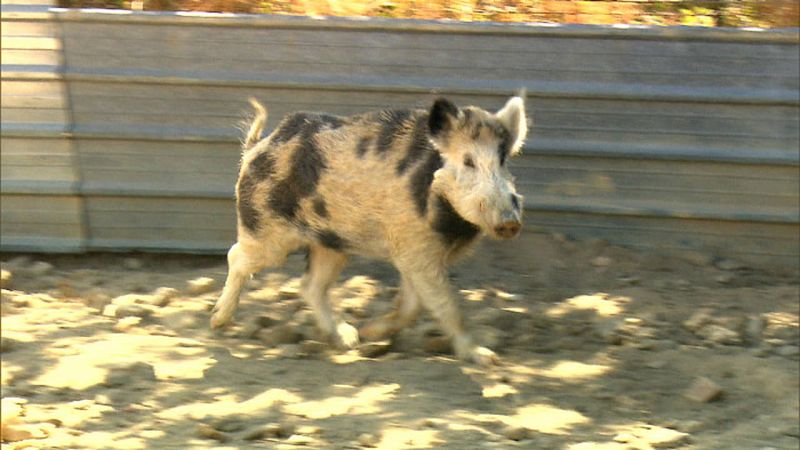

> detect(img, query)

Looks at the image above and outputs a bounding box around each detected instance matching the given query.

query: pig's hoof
[335,322,360,349]
[471,346,499,366]
[209,308,232,329]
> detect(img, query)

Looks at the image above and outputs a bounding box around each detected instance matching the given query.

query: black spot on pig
[409,150,443,216]
[268,120,327,220]
[377,110,411,154]
[237,174,260,232]
[249,151,276,180]
[428,98,458,137]
[396,113,433,175]
[312,197,329,219]
[432,195,480,246]
[316,229,347,251]
[356,136,373,158]
[497,128,512,166]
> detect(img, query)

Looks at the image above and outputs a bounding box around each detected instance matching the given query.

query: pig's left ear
[428,98,459,141]
[495,95,528,156]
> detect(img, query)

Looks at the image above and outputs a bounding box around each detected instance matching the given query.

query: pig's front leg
[402,267,498,366]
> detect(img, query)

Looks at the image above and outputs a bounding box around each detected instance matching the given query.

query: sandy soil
[1,232,798,449]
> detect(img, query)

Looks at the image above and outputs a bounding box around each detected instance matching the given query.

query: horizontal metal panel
[0,194,85,251]
[514,155,800,221]
[526,211,800,273]
[85,196,236,251]
[50,8,800,44]
[77,139,239,197]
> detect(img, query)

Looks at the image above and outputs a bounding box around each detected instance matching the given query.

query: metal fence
[2,1,799,271]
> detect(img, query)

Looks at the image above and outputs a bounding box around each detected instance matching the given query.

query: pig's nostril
[494,221,521,238]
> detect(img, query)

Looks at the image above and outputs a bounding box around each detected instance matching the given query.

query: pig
[210,94,528,365]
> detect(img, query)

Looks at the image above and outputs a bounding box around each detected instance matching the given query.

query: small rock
[113,316,142,332]
[715,259,745,271]
[150,287,178,307]
[359,341,392,358]
[28,261,54,276]
[776,345,799,358]
[300,340,328,355]
[187,277,217,295]
[698,324,741,345]
[256,314,282,328]
[0,337,20,353]
[502,425,529,441]
[122,257,144,270]
[714,273,735,285]
[196,423,228,442]
[684,376,723,403]
[591,256,612,268]
[0,269,11,289]
[278,280,302,299]
[113,304,153,319]
[357,432,379,447]
[285,434,317,445]
[104,362,156,387]
[683,308,714,332]
[211,415,249,433]
[680,250,713,267]
[745,315,765,343]
[637,425,690,448]
[645,360,667,369]
[257,325,303,347]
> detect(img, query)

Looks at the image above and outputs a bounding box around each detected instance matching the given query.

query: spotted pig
[210,95,528,365]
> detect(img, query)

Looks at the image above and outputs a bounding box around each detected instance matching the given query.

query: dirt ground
[1,232,798,449]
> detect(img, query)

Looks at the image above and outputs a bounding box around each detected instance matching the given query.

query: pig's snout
[493,211,521,239]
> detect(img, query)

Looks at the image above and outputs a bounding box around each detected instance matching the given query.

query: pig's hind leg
[303,244,360,349]
[210,232,298,329]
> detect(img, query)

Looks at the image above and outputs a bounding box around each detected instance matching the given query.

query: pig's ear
[428,98,459,139]
[495,95,528,156]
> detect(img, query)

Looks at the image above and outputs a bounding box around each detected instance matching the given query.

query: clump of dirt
[1,232,798,449]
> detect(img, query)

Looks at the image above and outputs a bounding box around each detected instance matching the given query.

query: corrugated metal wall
[2,3,798,270]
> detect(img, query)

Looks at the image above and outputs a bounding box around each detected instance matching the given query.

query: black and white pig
[210,95,528,365]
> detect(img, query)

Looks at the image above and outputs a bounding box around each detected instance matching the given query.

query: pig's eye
[463,155,476,169]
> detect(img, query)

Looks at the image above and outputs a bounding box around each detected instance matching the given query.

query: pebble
[684,376,723,403]
[715,259,745,271]
[502,425,529,441]
[112,304,154,319]
[357,432,379,447]
[698,324,741,345]
[591,256,613,268]
[300,340,328,355]
[636,426,690,448]
[122,257,144,270]
[196,423,228,442]
[683,308,714,332]
[714,273,735,284]
[113,316,142,332]
[0,269,11,289]
[745,315,765,343]
[359,340,392,358]
[257,325,303,347]
[150,287,178,307]
[0,337,20,353]
[104,362,156,387]
[187,277,217,295]
[211,415,249,433]
[28,261,54,276]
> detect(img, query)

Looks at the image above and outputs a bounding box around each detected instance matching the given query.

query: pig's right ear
[428,98,459,139]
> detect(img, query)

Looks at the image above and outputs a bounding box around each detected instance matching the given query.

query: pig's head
[428,95,528,240]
